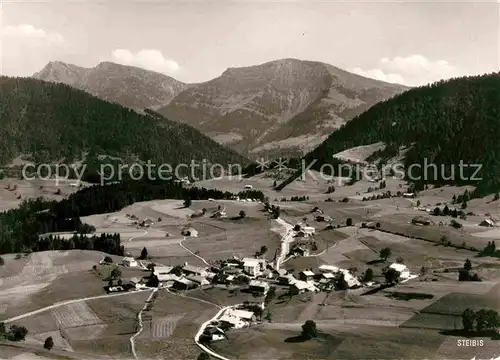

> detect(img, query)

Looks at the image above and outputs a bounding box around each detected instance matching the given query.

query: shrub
[301,320,318,340]
[44,336,54,350]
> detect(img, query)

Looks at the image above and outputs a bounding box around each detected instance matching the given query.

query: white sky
[1,0,498,86]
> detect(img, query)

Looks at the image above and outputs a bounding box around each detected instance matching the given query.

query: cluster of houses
[125,214,155,228]
[153,263,213,290]
[201,303,263,342]
[277,265,361,293]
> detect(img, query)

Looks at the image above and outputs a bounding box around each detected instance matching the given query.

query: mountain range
[33,61,187,111]
[33,59,408,158]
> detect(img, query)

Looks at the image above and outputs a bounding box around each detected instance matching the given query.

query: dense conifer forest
[279,73,500,195]
[0,179,264,254]
[0,77,250,170]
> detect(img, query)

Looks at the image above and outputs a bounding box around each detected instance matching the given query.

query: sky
[0,0,498,86]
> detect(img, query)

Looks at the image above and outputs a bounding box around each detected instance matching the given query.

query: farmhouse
[242,258,266,277]
[389,263,411,279]
[182,264,208,277]
[186,275,210,286]
[172,278,197,291]
[411,216,433,226]
[278,274,297,285]
[153,266,174,276]
[219,314,247,329]
[299,270,315,282]
[248,280,270,295]
[479,218,496,227]
[181,227,198,237]
[296,226,315,238]
[291,246,310,257]
[229,309,256,322]
[340,269,361,288]
[321,272,335,280]
[202,326,226,342]
[122,257,138,267]
[319,264,339,273]
[157,273,181,288]
[291,280,317,294]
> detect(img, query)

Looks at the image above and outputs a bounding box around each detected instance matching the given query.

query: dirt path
[272,218,294,269]
[129,230,148,242]
[130,288,158,359]
[179,237,212,267]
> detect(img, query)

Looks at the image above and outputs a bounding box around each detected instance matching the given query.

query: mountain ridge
[158,58,409,157]
[33,61,187,110]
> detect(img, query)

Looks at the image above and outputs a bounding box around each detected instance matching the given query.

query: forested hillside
[289,73,500,194]
[0,178,265,254]
[0,77,249,169]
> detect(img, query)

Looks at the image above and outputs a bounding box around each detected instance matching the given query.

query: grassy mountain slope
[296,73,500,193]
[0,76,250,169]
[33,61,187,110]
[158,58,408,157]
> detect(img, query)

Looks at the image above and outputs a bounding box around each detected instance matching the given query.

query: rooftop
[319,264,339,272]
[389,263,408,272]
[249,280,269,288]
[183,264,207,274]
[228,309,254,319]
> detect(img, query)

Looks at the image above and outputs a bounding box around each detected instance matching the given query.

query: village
[2,175,500,360]
[100,197,422,350]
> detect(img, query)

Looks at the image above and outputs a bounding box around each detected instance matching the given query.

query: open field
[210,324,463,360]
[0,251,110,319]
[0,178,92,212]
[134,290,217,359]
[5,290,152,357]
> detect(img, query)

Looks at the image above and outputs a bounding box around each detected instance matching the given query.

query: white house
[244,185,253,189]
[479,219,496,227]
[122,257,138,267]
[242,258,266,277]
[319,264,339,273]
[181,227,198,237]
[243,258,260,277]
[299,270,315,282]
[389,263,411,279]
[227,309,256,322]
[339,269,361,288]
[249,280,270,295]
[203,326,226,341]
[303,226,315,235]
[153,266,174,277]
